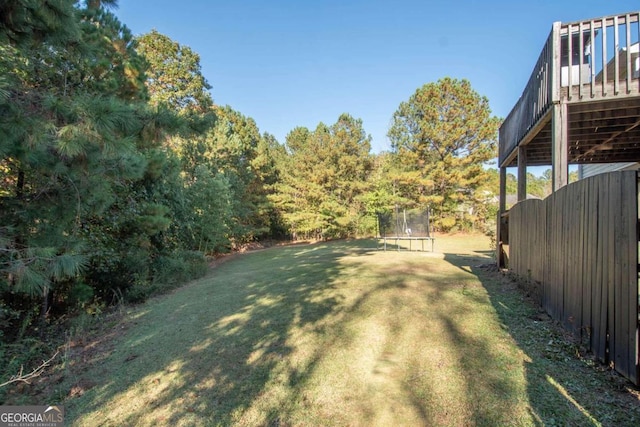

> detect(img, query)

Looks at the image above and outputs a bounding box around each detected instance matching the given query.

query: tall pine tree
[388,78,500,231]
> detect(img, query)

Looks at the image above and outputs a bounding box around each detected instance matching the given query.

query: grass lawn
[56,234,639,426]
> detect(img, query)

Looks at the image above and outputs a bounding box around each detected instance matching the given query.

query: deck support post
[497,166,507,268]
[552,101,568,191]
[499,166,507,214]
[550,21,568,192]
[517,145,527,202]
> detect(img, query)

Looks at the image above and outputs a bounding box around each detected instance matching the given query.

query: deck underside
[501,86,640,167]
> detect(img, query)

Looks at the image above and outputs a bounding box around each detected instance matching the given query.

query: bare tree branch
[0,351,59,389]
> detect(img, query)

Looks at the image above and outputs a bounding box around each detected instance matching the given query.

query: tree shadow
[63,242,382,425]
[443,250,640,426]
[62,240,640,425]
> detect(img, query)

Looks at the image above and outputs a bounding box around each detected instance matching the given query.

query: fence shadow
[443,250,640,426]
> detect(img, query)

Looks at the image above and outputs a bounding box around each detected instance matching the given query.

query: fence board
[631,174,639,384]
[545,194,553,311]
[508,171,639,385]
[583,177,595,344]
[573,181,585,333]
[592,175,604,359]
[608,173,621,363]
[597,173,610,362]
[618,173,631,378]
[564,185,573,330]
[620,172,638,382]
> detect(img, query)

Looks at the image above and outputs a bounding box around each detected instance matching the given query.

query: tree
[136,29,213,113]
[0,0,181,319]
[0,1,111,309]
[388,77,501,231]
[273,114,373,239]
[361,152,413,218]
[0,0,78,47]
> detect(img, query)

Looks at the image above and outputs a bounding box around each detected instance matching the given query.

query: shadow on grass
[443,250,640,427]
[395,249,526,426]
[64,241,381,425]
[62,239,640,425]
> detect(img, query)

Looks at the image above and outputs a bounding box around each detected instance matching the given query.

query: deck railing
[499,11,640,167]
[498,31,553,165]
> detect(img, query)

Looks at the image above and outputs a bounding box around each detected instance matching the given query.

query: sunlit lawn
[63,235,640,426]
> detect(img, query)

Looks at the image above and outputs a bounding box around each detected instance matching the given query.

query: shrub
[152,250,208,286]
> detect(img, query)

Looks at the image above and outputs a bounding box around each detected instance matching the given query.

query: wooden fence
[509,171,639,385]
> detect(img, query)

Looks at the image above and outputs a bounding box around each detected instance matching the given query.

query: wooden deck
[499,12,640,168]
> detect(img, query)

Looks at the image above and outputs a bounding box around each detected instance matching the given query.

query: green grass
[56,235,639,426]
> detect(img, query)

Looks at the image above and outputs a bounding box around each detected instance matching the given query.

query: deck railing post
[551,22,562,103]
[625,14,632,94]
[551,22,568,191]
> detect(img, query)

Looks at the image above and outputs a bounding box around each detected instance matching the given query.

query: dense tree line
[271,114,373,240]
[0,1,504,389]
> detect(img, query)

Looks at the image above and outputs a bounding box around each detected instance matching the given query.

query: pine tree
[273,114,373,239]
[388,78,500,231]
[136,29,213,113]
[0,0,178,318]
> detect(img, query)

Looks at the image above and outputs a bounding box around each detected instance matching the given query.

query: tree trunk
[16,168,25,199]
[39,285,52,336]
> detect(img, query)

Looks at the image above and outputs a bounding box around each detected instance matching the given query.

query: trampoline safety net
[377,207,431,238]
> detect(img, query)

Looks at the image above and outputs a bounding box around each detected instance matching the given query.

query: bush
[87,245,151,302]
[124,282,157,304]
[123,250,208,304]
[0,336,52,404]
[68,283,94,309]
[356,214,378,238]
[152,250,208,286]
[436,217,457,232]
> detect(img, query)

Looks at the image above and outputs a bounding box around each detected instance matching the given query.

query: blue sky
[115,0,639,155]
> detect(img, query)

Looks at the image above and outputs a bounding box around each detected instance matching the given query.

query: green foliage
[136,29,213,112]
[0,336,51,403]
[0,0,290,363]
[436,216,457,232]
[152,250,208,289]
[0,299,52,403]
[123,250,207,304]
[186,165,233,253]
[272,114,373,239]
[0,1,187,331]
[0,0,79,47]
[388,78,501,230]
[204,106,270,243]
[68,282,95,308]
